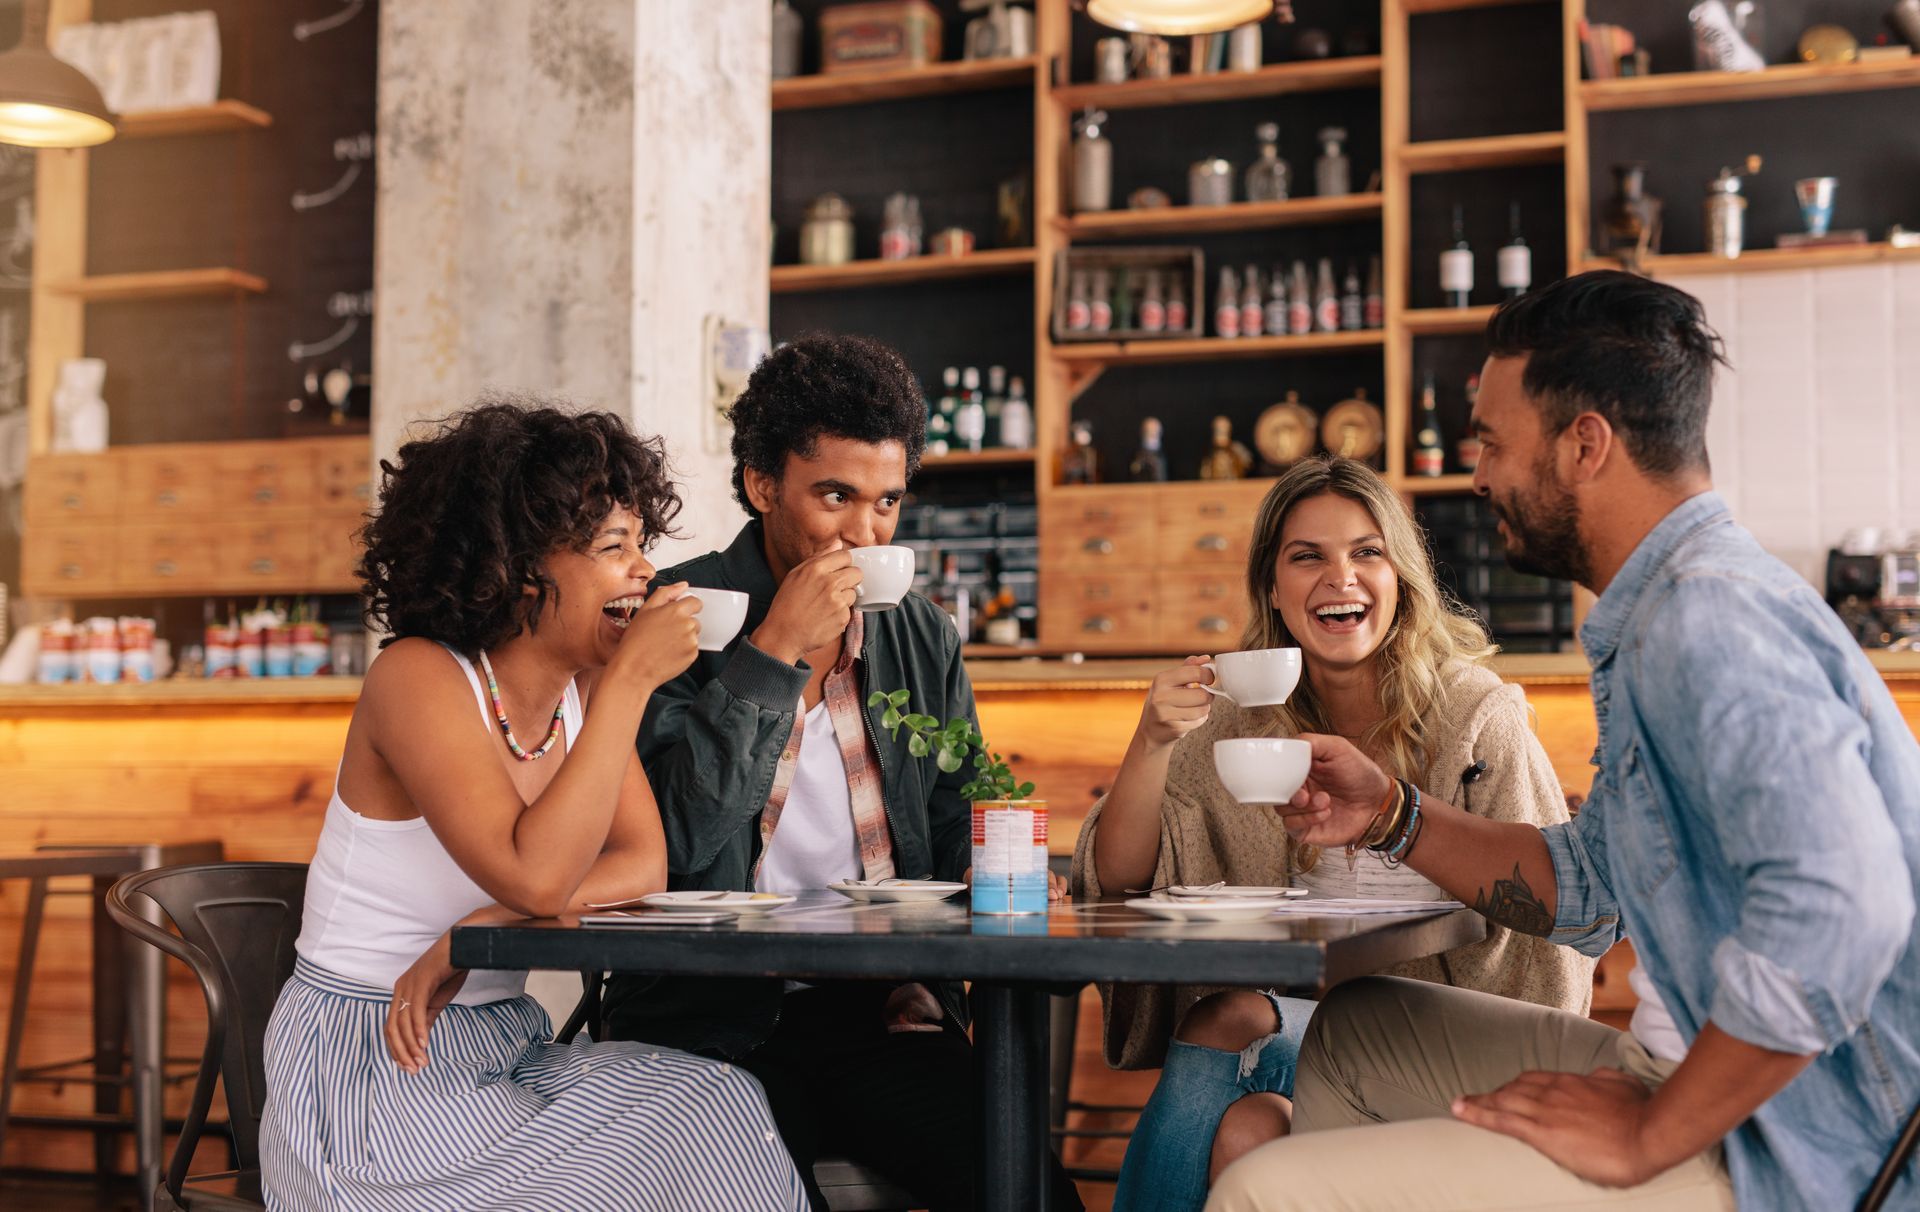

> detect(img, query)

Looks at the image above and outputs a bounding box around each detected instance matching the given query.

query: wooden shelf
[1053,330,1385,366]
[1401,473,1479,495]
[1399,130,1565,174]
[1403,304,1498,336]
[1060,194,1384,241]
[46,268,268,302]
[772,58,1035,111]
[1581,59,1920,112]
[1403,0,1553,10]
[118,100,273,138]
[1052,56,1382,111]
[770,248,1036,293]
[922,448,1037,470]
[1580,241,1920,277]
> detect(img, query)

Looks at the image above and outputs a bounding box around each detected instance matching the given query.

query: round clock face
[1320,395,1384,461]
[1254,399,1318,466]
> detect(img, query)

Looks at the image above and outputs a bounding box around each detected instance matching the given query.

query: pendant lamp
[1082,0,1274,37]
[0,0,115,148]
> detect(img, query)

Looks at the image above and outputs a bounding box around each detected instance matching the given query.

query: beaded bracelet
[1382,782,1424,867]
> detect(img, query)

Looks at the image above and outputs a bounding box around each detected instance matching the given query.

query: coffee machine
[1826,536,1920,648]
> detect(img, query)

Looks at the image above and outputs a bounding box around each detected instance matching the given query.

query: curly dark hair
[728,332,925,516]
[358,398,681,653]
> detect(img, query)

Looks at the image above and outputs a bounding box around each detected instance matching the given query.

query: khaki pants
[1204,977,1736,1212]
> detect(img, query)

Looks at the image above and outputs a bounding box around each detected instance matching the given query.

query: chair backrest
[106,862,307,1187]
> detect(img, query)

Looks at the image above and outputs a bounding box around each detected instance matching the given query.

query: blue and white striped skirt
[260,957,807,1211]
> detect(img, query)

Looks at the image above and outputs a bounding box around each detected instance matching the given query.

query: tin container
[818,0,942,74]
[1188,158,1233,208]
[800,193,855,265]
[970,800,1048,916]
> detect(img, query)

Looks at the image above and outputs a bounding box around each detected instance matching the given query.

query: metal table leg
[972,981,1052,1212]
[129,845,170,1210]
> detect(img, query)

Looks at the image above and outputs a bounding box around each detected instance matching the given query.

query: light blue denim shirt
[1542,491,1919,1212]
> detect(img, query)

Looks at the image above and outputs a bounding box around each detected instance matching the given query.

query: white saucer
[1126,897,1287,923]
[829,880,969,903]
[638,891,795,914]
[1167,885,1308,899]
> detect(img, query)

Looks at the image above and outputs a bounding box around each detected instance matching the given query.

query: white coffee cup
[1213,738,1312,805]
[685,587,748,651]
[1200,648,1302,707]
[847,545,915,612]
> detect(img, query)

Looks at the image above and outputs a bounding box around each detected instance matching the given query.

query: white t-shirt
[755,697,862,894]
[1628,963,1689,1062]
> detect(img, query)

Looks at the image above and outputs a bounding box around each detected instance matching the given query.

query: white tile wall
[1663,262,1920,585]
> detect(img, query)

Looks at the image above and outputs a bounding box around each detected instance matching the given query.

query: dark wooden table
[452,893,1483,1212]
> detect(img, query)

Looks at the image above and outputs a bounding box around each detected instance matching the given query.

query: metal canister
[1073,110,1113,213]
[1228,22,1262,71]
[799,193,854,265]
[1095,37,1129,84]
[1705,170,1746,259]
[1188,158,1234,208]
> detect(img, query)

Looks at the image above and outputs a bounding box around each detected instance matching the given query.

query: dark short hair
[359,398,681,653]
[728,332,925,516]
[1485,271,1727,476]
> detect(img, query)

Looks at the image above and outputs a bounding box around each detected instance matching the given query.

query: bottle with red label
[1413,371,1446,477]
[1214,265,1241,338]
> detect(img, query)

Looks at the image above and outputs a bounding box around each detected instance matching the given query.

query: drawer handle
[1195,534,1228,552]
[253,487,278,504]
[355,483,371,500]
[61,493,82,510]
[156,490,179,507]
[1200,615,1231,633]
[60,562,82,579]
[1086,583,1113,601]
[1201,502,1227,516]
[1083,537,1114,556]
[250,558,277,575]
[1084,508,1113,522]
[1199,584,1227,599]
[1081,615,1115,634]
[154,559,178,577]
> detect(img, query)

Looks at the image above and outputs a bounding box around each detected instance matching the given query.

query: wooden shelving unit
[1052,330,1386,366]
[772,57,1036,111]
[1059,194,1384,240]
[1399,130,1566,174]
[1581,58,1920,111]
[1400,473,1478,494]
[46,268,268,302]
[1581,241,1920,278]
[770,247,1036,293]
[1403,304,1498,336]
[1403,0,1553,10]
[119,100,273,138]
[922,448,1037,470]
[1052,56,1382,110]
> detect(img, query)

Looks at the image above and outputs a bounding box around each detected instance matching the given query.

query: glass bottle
[1244,122,1290,202]
[928,366,958,456]
[998,376,1034,450]
[1264,265,1287,337]
[1090,269,1114,332]
[1139,271,1166,332]
[1314,258,1340,332]
[931,553,972,643]
[1287,260,1312,335]
[1066,271,1092,332]
[1499,202,1532,298]
[984,365,1007,448]
[1215,265,1241,338]
[1166,274,1189,332]
[1129,416,1169,482]
[1340,262,1363,330]
[1413,371,1445,477]
[954,366,987,452]
[772,0,804,79]
[1073,108,1113,213]
[1364,254,1384,329]
[1239,263,1264,337]
[1061,418,1101,484]
[1315,126,1350,197]
[1441,203,1474,308]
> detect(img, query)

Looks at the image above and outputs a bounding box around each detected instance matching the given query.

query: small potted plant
[869,689,1047,915]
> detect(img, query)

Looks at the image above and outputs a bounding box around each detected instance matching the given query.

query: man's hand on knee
[1451,1067,1656,1188]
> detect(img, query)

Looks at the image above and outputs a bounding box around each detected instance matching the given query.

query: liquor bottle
[1061,418,1101,484]
[1287,260,1312,335]
[1315,126,1350,197]
[1413,371,1445,477]
[1441,204,1474,308]
[1129,416,1169,481]
[1456,373,1483,472]
[1499,201,1532,299]
[1239,263,1264,337]
[1090,269,1114,332]
[1364,254,1385,329]
[953,367,987,453]
[1066,271,1092,331]
[1264,265,1287,336]
[1139,271,1166,332]
[1244,122,1291,202]
[1215,265,1241,338]
[928,366,958,455]
[984,364,1007,448]
[998,376,1034,450]
[931,552,972,643]
[1313,258,1340,332]
[1166,274,1189,332]
[1114,267,1136,331]
[1340,262,1363,330]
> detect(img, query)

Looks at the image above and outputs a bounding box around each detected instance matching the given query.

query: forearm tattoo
[1473,863,1554,937]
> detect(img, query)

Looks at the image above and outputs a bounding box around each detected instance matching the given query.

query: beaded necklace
[477,650,565,761]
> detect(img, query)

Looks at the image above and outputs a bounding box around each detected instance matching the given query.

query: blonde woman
[1070,456,1593,1212]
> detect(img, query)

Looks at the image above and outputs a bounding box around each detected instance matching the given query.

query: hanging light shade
[0,0,115,148]
[1083,0,1274,37]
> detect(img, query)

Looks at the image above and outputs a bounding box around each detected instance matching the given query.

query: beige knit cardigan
[1069,660,1596,1070]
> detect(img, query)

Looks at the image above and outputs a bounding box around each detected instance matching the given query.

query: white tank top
[295,645,582,1005]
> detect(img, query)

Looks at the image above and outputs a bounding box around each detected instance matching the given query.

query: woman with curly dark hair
[259,401,807,1212]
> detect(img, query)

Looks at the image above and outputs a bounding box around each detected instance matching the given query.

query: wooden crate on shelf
[1050,246,1203,343]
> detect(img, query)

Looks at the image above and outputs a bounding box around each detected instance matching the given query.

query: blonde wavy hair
[1240,456,1494,795]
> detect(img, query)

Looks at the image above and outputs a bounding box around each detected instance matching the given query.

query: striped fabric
[753,610,896,884]
[260,957,807,1211]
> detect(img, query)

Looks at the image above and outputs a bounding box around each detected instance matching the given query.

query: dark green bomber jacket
[602,521,977,1057]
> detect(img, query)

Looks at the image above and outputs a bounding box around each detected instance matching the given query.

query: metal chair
[1858,1095,1920,1212]
[106,862,308,1212]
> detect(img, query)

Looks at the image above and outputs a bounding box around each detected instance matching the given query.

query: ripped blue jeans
[1111,991,1316,1212]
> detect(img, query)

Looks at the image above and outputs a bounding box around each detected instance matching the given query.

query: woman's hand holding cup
[1137,656,1217,752]
[1275,733,1397,847]
[613,582,703,689]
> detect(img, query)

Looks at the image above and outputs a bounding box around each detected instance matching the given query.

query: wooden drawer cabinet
[117,523,219,590]
[1156,482,1266,568]
[121,447,217,516]
[216,444,315,513]
[1040,489,1156,570]
[218,521,313,588]
[312,437,374,511]
[24,455,120,524]
[1039,571,1154,651]
[310,512,366,590]
[21,524,117,595]
[1156,571,1249,650]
